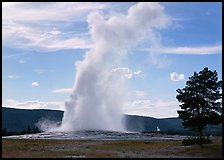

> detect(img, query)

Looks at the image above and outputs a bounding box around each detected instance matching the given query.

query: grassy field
[2,137,222,158]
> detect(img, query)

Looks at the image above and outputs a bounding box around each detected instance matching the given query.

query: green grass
[2,137,222,158]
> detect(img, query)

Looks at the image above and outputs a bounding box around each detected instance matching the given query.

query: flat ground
[2,137,222,158]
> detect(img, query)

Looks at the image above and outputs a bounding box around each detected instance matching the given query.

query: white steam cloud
[58,2,170,132]
[36,119,61,132]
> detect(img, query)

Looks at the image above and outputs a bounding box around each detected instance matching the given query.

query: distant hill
[124,115,222,136]
[124,115,184,132]
[2,107,222,136]
[2,107,63,132]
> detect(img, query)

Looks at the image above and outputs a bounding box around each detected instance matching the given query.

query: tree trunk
[198,126,203,146]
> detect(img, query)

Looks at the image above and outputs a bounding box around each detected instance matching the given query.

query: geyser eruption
[59,2,170,131]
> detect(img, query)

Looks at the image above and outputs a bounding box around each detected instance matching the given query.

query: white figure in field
[157,126,160,134]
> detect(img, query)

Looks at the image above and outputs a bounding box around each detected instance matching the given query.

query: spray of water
[55,2,170,132]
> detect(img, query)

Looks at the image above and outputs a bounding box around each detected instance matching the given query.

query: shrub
[182,137,212,146]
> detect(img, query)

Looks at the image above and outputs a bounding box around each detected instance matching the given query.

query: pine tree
[176,67,222,144]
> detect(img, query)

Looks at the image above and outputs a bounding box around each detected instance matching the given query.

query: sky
[2,2,222,118]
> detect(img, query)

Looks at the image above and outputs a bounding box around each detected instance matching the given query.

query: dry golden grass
[2,137,222,158]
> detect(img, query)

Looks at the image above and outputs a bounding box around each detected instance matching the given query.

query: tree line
[2,125,41,136]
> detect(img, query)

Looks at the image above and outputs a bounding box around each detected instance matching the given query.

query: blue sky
[2,2,222,118]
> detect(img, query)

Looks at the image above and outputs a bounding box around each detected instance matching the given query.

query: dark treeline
[2,125,41,136]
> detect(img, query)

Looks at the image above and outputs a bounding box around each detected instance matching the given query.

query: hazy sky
[2,2,222,118]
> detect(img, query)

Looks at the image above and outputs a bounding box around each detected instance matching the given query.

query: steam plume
[58,2,170,131]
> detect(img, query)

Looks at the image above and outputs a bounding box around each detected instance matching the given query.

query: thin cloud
[34,69,54,75]
[149,45,222,55]
[34,69,45,74]
[44,38,92,50]
[111,68,142,79]
[2,2,107,50]
[132,90,146,99]
[2,99,64,110]
[3,53,27,59]
[7,75,20,79]
[18,59,25,63]
[134,70,142,75]
[2,2,107,22]
[3,21,91,50]
[144,44,221,68]
[2,2,24,7]
[123,98,179,118]
[52,88,73,93]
